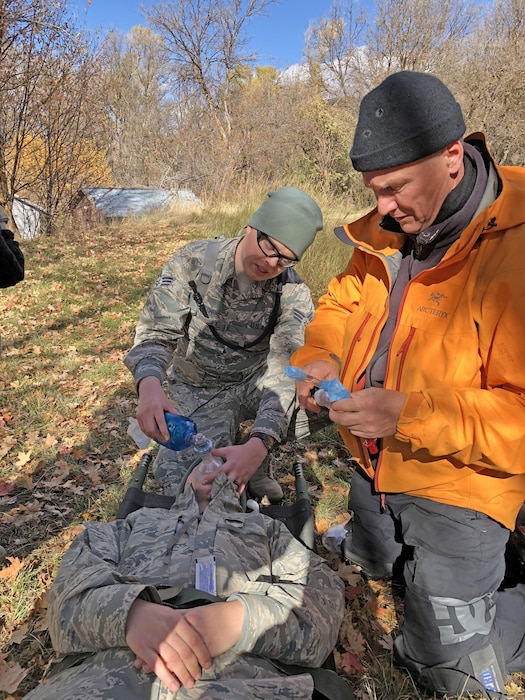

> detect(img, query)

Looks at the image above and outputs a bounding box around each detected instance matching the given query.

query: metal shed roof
[81,187,199,218]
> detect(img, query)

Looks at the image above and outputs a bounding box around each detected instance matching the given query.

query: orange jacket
[292,134,525,529]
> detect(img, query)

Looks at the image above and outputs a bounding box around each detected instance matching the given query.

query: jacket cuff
[134,367,165,394]
[77,584,153,649]
[290,348,341,372]
[227,590,284,655]
[250,424,280,443]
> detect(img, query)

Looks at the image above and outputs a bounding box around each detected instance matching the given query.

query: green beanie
[247,186,323,259]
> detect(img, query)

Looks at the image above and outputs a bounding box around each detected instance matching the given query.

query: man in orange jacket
[291,71,525,698]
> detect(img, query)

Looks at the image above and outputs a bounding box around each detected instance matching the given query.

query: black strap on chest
[188,237,283,350]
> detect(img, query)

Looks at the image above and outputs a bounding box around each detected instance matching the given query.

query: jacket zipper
[340,312,386,466]
[341,311,374,383]
[395,327,416,390]
[373,292,417,497]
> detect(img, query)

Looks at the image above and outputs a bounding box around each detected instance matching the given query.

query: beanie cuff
[351,125,464,171]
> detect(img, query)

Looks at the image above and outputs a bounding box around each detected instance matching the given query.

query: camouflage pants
[153,375,329,495]
[24,648,315,699]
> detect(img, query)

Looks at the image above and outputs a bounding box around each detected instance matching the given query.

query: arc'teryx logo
[417,292,449,318]
[429,292,446,306]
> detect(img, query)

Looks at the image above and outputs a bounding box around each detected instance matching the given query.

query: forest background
[2,0,525,698]
[0,0,524,235]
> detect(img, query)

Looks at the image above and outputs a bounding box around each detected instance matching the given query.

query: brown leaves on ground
[0,657,29,696]
[332,559,399,679]
[0,557,24,581]
[2,221,524,700]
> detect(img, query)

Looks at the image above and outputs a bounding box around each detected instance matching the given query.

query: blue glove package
[285,365,351,402]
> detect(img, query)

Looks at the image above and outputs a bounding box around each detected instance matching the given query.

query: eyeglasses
[256,230,298,268]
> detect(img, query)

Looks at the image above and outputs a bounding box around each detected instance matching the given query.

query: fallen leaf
[339,615,367,655]
[345,584,363,601]
[44,433,58,446]
[0,511,39,526]
[0,660,28,693]
[332,458,349,469]
[14,474,34,490]
[15,451,32,467]
[0,557,24,581]
[0,436,17,459]
[25,431,41,446]
[80,463,100,475]
[0,481,15,496]
[379,634,394,651]
[338,562,363,586]
[33,614,49,633]
[9,624,29,645]
[506,679,523,694]
[340,650,365,673]
[34,590,50,613]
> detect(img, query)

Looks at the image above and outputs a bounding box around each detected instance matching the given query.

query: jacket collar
[335,132,520,256]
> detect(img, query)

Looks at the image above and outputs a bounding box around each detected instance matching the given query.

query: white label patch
[195,555,217,595]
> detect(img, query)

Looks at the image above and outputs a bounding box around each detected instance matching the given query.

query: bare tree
[0,0,102,230]
[141,0,274,152]
[304,0,367,103]
[366,0,477,81]
[99,26,175,187]
[30,44,110,232]
[450,0,525,165]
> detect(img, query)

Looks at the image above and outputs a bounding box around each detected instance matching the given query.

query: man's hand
[329,387,406,438]
[294,361,340,412]
[136,376,178,442]
[126,598,212,692]
[202,439,268,493]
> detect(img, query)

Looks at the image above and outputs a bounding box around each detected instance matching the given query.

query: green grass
[0,204,350,698]
[1,202,523,699]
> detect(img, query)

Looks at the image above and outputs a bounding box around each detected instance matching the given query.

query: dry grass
[1,200,523,699]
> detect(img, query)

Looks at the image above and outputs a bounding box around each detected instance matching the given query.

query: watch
[250,432,275,452]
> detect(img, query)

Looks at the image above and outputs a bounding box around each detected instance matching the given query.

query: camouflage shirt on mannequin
[25,474,344,700]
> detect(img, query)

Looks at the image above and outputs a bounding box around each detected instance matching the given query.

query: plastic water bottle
[154,412,198,451]
[192,433,223,473]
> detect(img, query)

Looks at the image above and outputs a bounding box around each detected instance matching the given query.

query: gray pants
[153,375,328,494]
[347,469,525,688]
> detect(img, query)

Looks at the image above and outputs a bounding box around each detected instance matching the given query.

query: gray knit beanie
[350,71,466,172]
[247,186,323,259]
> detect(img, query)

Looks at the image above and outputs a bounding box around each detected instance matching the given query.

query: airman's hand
[202,439,268,493]
[136,376,177,442]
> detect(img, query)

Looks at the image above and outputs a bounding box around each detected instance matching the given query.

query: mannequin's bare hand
[126,598,212,692]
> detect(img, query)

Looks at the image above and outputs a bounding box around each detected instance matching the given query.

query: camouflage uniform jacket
[44,474,344,699]
[124,236,314,440]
